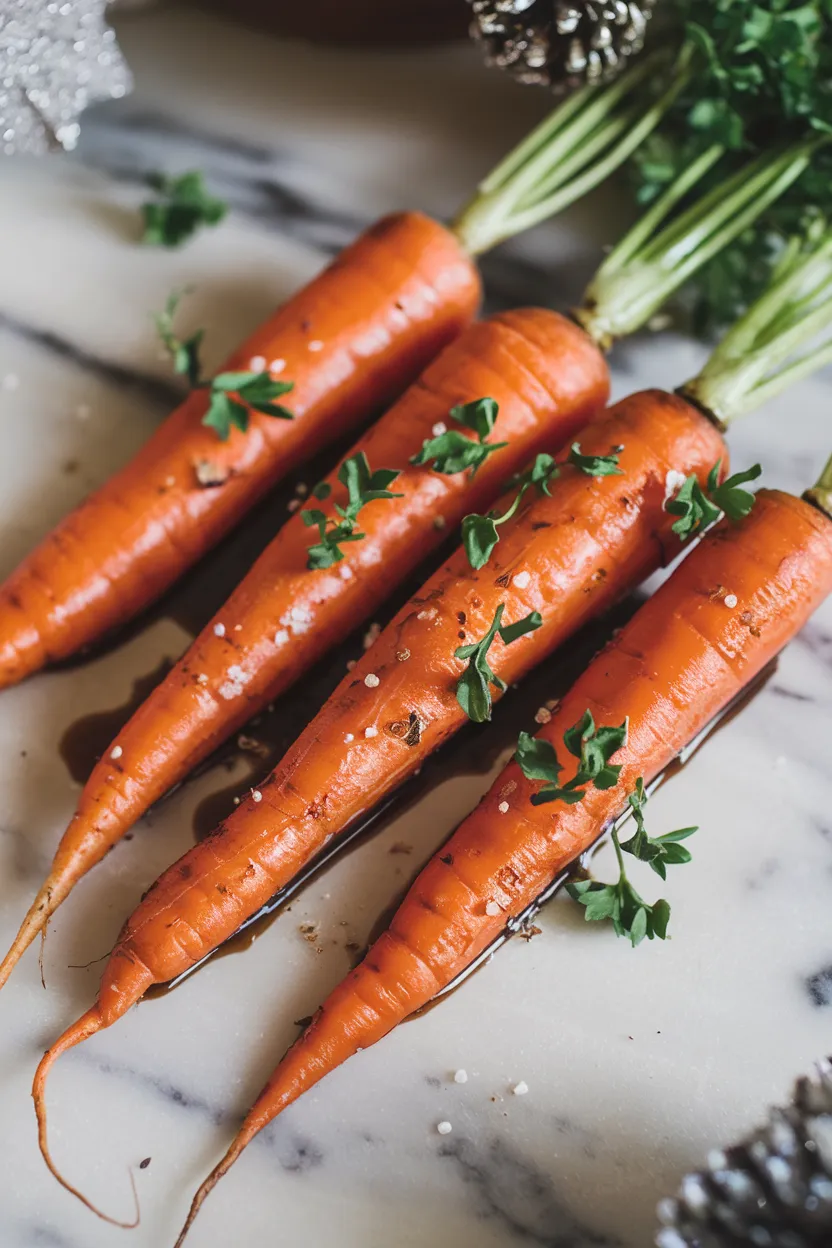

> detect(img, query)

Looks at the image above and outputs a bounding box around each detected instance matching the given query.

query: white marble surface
[0,7,831,1247]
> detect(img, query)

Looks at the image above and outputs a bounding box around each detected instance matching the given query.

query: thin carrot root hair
[32,1006,141,1229]
[174,1130,256,1248]
[0,877,63,991]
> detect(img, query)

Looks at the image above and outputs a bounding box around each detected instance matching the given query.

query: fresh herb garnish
[155,291,295,441]
[411,398,508,478]
[455,604,542,723]
[566,777,698,945]
[461,444,624,570]
[516,710,628,807]
[302,452,402,569]
[666,460,761,540]
[142,171,227,248]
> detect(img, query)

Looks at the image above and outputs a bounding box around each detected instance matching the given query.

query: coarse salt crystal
[110,746,123,760]
[344,733,355,744]
[724,594,738,609]
[437,1121,453,1136]
[534,706,552,725]
[417,608,436,621]
[274,629,290,647]
[339,565,353,581]
[287,499,301,512]
[214,623,226,637]
[234,624,242,632]
[431,421,447,437]
[512,1081,529,1096]
[513,570,531,589]
[365,726,378,739]
[270,358,286,374]
[196,673,209,685]
[251,790,263,803]
[249,355,266,371]
[364,674,380,688]
[454,1070,468,1084]
[498,801,509,814]
[485,900,501,917]
[308,340,324,352]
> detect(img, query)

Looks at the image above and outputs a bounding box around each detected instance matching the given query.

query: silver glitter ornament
[469,1,657,93]
[657,1057,832,1247]
[0,0,132,156]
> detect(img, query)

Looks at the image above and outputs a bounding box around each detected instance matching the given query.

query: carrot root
[32,1006,140,1228]
[0,876,65,991]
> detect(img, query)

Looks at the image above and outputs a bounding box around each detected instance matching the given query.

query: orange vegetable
[0,308,609,988]
[169,486,832,1241]
[0,212,479,689]
[30,388,728,1215]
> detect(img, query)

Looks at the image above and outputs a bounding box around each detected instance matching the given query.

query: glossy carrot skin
[29,312,607,895]
[87,388,724,1021]
[0,213,480,688]
[191,489,832,1179]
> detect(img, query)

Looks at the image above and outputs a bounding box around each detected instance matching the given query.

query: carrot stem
[576,141,821,348]
[680,223,832,424]
[805,451,832,519]
[452,49,685,256]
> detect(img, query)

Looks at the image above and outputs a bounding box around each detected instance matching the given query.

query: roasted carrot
[0,57,754,690]
[0,212,480,689]
[168,483,832,1241]
[0,309,609,985]
[1,137,811,991]
[28,388,727,1214]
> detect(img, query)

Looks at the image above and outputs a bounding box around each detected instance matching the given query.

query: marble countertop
[1,7,830,1247]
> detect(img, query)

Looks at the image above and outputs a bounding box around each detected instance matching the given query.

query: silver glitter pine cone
[657,1057,832,1247]
[469,0,657,93]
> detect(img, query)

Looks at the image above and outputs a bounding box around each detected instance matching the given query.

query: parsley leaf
[141,171,227,248]
[455,604,543,723]
[666,459,762,540]
[154,290,204,387]
[567,442,624,477]
[302,451,402,569]
[461,444,623,570]
[566,776,697,945]
[411,398,508,477]
[618,778,698,881]
[516,711,628,807]
[154,290,296,440]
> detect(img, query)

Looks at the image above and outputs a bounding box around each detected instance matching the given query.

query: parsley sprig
[566,778,698,946]
[302,452,402,570]
[461,443,623,570]
[411,399,508,478]
[516,710,628,806]
[666,460,761,540]
[142,171,227,248]
[155,290,295,441]
[455,604,542,723]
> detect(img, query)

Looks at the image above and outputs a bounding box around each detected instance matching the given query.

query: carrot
[29,387,728,1214]
[0,211,480,689]
[168,484,832,1242]
[0,308,609,987]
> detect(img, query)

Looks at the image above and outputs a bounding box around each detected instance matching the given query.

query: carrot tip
[0,875,67,993]
[32,1007,141,1228]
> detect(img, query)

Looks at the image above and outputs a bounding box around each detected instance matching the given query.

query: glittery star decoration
[0,0,132,156]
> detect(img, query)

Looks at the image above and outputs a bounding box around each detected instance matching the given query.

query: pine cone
[468,1,657,92]
[657,1057,832,1247]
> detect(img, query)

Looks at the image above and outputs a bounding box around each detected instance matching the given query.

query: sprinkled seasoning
[251,790,263,803]
[308,340,324,352]
[512,1081,529,1096]
[497,801,509,814]
[270,358,286,374]
[417,608,437,622]
[431,421,447,437]
[513,570,531,590]
[454,1070,468,1084]
[110,745,123,761]
[339,565,354,581]
[213,622,226,637]
[344,733,355,744]
[724,593,738,609]
[396,649,411,662]
[437,1121,453,1136]
[534,706,552,725]
[274,628,289,647]
[249,355,267,371]
[364,673,380,688]
[363,623,381,650]
[194,459,229,488]
[364,726,379,739]
[287,498,301,513]
[196,673,209,685]
[485,900,501,917]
